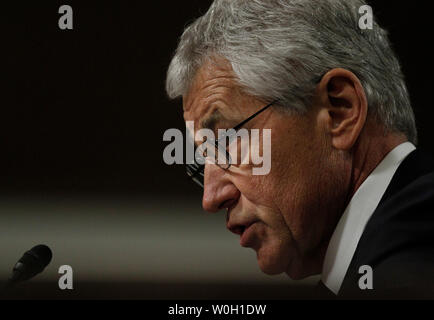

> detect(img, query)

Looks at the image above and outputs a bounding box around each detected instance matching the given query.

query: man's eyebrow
[200,109,225,131]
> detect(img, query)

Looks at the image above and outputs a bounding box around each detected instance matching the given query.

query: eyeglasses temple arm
[232,100,278,131]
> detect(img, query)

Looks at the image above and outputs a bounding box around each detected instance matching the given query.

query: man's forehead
[182,58,236,113]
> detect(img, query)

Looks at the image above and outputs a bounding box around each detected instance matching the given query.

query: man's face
[183,58,348,279]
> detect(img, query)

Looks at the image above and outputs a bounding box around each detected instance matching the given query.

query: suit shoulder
[340,151,434,297]
[370,170,434,236]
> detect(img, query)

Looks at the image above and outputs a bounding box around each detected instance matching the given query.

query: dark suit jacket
[321,149,434,299]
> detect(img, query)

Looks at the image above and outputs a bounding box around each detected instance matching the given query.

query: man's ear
[316,68,368,150]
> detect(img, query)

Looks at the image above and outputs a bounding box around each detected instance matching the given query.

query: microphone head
[10,244,53,283]
[27,245,53,265]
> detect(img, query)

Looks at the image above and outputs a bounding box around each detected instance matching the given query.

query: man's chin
[255,247,287,275]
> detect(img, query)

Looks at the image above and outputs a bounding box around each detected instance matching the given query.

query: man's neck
[348,125,408,200]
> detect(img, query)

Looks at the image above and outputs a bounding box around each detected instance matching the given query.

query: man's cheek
[254,222,282,249]
[251,129,272,176]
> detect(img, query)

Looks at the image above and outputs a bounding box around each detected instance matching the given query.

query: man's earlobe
[320,69,368,151]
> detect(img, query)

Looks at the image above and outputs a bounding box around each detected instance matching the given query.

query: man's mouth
[226,206,260,247]
[226,215,259,247]
[239,221,258,247]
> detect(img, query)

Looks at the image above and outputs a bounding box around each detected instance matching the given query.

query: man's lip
[226,218,258,236]
[240,221,258,247]
[226,215,254,229]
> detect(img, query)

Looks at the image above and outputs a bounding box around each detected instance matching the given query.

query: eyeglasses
[186,100,278,188]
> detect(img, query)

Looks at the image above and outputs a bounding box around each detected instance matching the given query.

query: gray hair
[166,0,417,144]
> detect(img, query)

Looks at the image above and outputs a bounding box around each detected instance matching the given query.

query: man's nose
[202,164,240,213]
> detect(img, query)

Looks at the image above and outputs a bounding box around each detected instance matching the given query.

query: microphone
[6,244,53,288]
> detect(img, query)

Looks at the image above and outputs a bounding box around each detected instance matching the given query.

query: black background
[1,0,433,301]
[1,0,433,197]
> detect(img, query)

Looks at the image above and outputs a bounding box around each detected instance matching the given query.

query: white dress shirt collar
[321,142,416,295]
